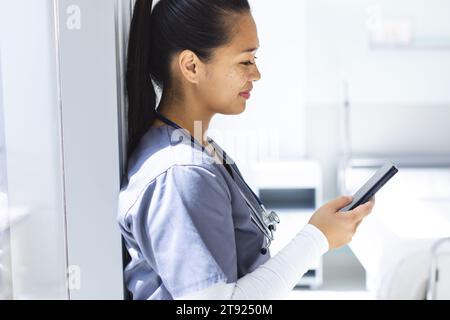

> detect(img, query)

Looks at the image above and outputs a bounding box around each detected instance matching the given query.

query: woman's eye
[241,56,258,66]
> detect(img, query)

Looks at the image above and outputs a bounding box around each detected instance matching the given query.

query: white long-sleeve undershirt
[176,223,329,300]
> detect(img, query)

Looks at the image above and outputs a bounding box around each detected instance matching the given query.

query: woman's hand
[308,195,375,250]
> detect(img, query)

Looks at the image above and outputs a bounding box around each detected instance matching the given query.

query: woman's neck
[156,91,214,146]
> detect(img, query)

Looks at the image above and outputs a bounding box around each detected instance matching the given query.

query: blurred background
[1,0,449,299]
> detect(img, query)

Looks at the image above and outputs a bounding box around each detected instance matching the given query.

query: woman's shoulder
[127,124,219,181]
[118,125,226,216]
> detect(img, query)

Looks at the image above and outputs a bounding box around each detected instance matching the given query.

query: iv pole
[337,80,352,194]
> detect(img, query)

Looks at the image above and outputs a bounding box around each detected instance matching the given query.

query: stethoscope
[155,112,280,255]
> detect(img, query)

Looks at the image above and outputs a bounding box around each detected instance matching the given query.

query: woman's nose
[252,64,261,82]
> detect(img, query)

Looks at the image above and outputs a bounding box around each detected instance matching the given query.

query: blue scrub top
[117,124,270,300]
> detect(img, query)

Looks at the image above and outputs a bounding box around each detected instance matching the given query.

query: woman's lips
[239,91,251,99]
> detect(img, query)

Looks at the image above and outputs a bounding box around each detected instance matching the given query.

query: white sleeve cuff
[301,223,330,255]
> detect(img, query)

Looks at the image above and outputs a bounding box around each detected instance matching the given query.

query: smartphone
[339,161,399,212]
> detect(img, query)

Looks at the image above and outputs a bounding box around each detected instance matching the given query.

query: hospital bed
[339,157,450,299]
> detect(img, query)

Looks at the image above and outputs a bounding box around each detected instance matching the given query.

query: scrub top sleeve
[142,165,237,298]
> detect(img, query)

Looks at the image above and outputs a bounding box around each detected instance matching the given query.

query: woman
[118,0,375,300]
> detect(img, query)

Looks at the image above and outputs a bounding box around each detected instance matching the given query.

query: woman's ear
[177,50,202,84]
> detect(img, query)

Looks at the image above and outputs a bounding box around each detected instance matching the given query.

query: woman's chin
[231,101,247,114]
[216,101,248,116]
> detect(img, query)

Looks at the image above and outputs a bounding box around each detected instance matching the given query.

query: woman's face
[198,13,261,115]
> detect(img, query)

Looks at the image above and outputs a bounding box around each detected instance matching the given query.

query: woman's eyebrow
[241,47,259,53]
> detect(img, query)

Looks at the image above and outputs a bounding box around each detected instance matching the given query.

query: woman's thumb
[328,195,353,211]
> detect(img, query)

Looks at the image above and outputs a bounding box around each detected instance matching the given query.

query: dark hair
[126,0,251,158]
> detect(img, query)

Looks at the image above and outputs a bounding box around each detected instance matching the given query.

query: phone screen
[340,162,399,212]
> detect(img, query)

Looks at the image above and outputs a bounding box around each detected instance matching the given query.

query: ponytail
[126,0,156,158]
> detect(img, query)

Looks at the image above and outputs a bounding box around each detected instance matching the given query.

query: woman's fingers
[350,200,374,222]
[327,195,354,211]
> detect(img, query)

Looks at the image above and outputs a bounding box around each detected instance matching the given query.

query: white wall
[0,35,12,300]
[305,0,450,201]
[305,0,450,105]
[0,0,126,299]
[0,0,68,299]
[56,0,125,299]
[0,49,6,194]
